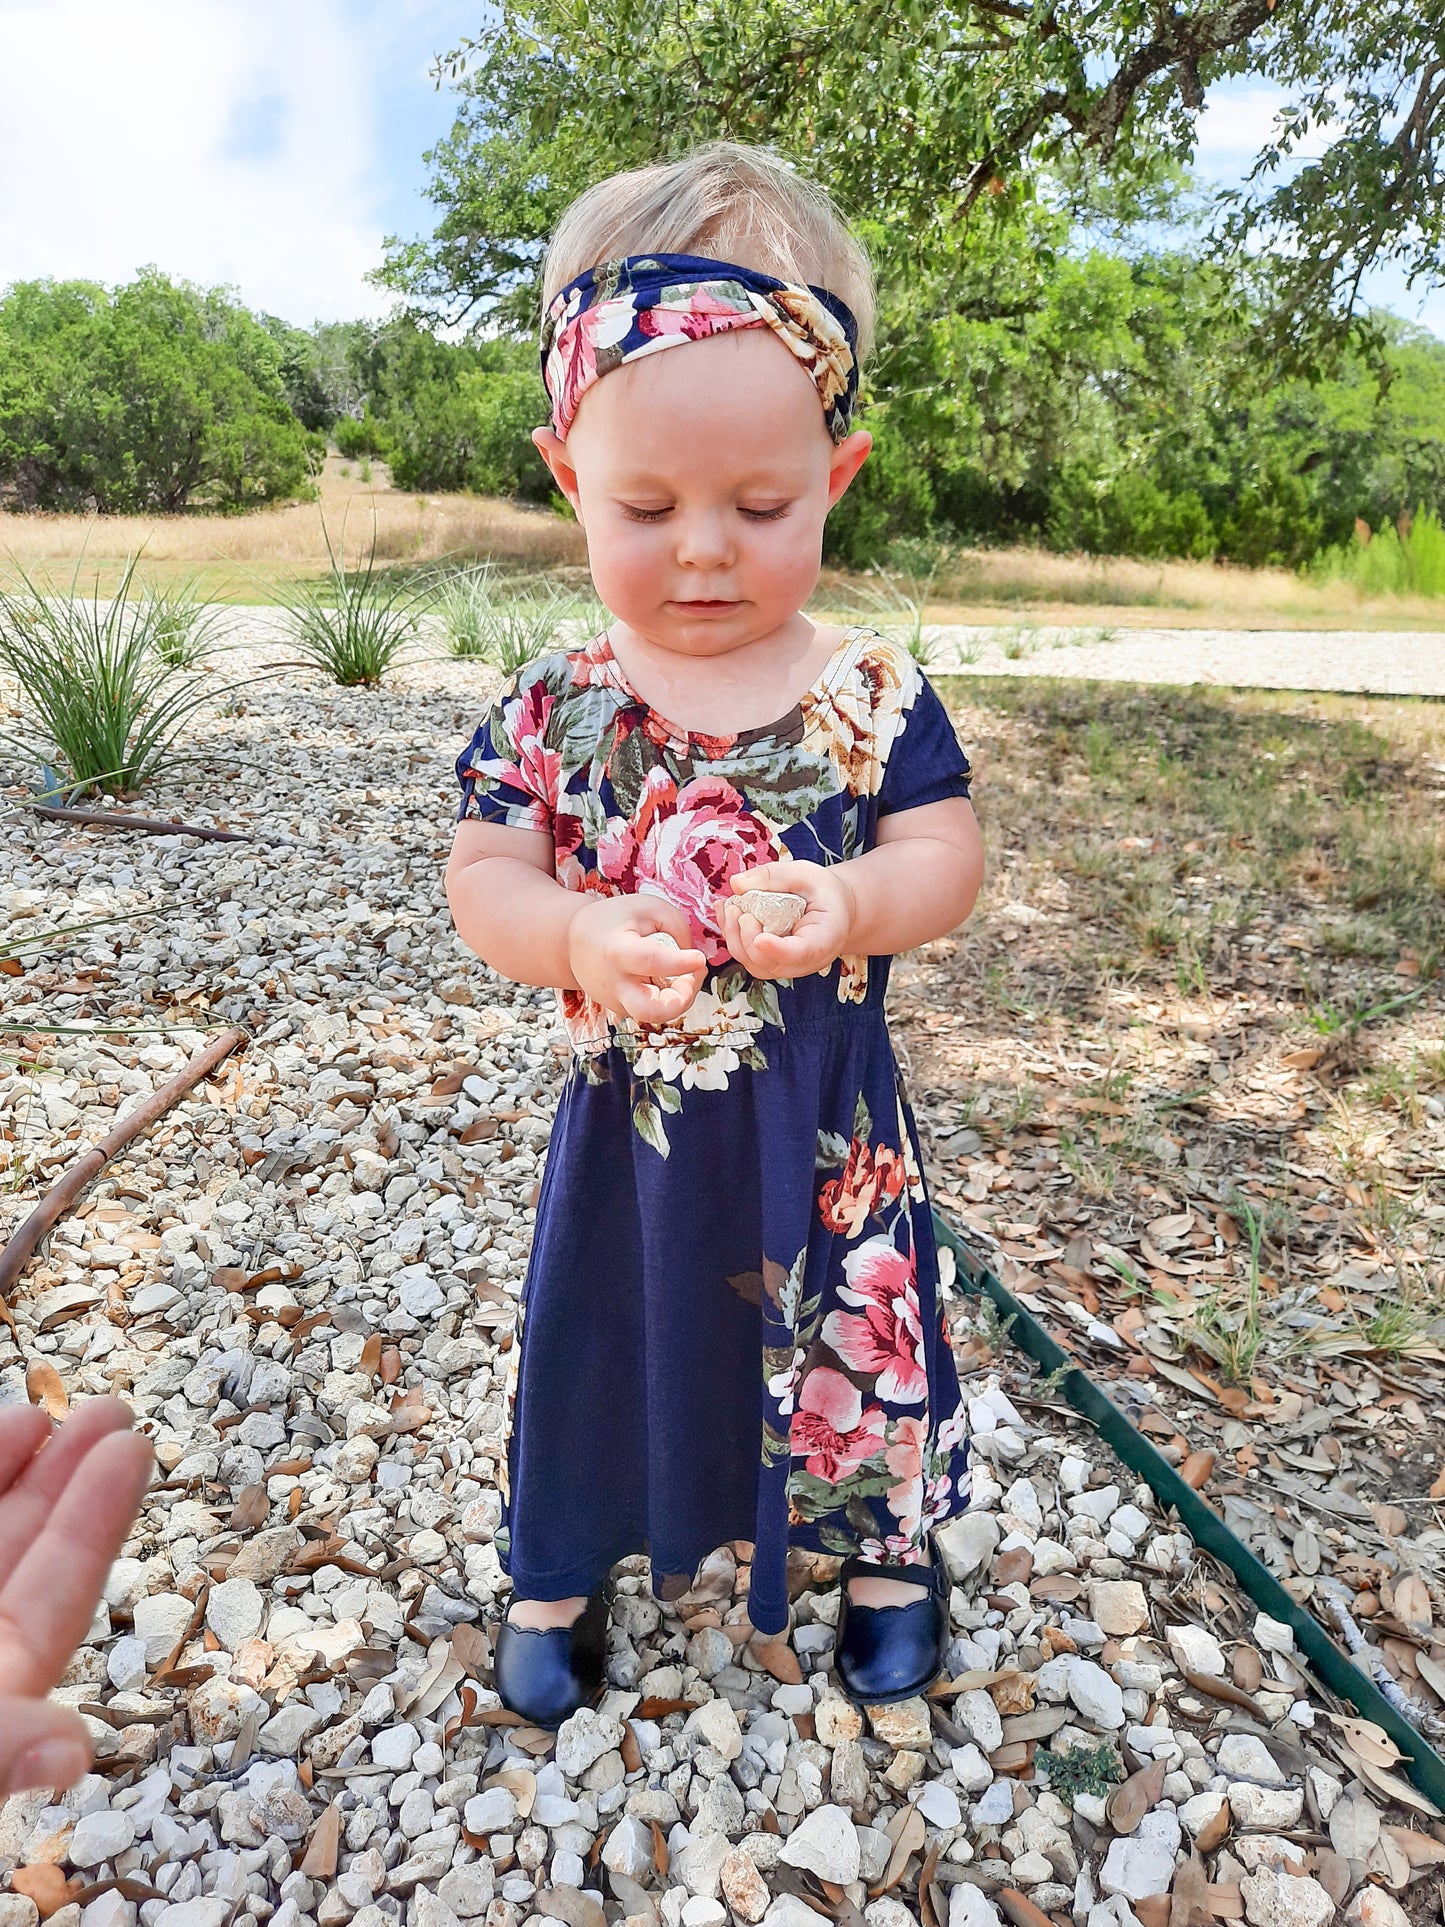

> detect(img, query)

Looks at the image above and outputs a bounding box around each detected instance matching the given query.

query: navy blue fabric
[454,630,974,1635]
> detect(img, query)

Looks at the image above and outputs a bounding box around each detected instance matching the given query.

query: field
[5,458,1445,632]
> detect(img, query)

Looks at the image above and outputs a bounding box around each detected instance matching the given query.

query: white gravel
[0,638,1435,1927]
[925,624,1445,696]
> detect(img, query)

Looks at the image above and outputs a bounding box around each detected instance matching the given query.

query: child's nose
[674,512,734,570]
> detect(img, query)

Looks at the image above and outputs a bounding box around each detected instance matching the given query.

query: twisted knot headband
[540,252,860,444]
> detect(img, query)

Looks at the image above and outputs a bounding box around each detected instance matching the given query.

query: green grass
[427,562,594,673]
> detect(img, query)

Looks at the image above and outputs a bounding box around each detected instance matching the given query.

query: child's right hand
[567,894,707,1026]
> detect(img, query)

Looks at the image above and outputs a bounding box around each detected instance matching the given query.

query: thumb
[0,1699,92,1796]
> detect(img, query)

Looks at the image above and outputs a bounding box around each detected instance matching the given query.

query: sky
[0,3,1440,340]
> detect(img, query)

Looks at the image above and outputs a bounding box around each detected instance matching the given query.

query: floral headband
[540,252,860,444]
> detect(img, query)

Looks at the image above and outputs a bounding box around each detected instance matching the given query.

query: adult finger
[0,1427,154,1697]
[0,1698,93,1798]
[0,1397,140,1595]
[0,1409,50,1503]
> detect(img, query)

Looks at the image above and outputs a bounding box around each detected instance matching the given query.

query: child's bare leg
[508,1594,588,1629]
[847,1543,933,1607]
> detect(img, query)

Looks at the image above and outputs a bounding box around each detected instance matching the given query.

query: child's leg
[508,1594,589,1629]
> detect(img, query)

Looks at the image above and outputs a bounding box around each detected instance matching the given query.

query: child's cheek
[586,522,666,621]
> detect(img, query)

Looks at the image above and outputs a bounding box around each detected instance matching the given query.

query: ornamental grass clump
[281,519,422,687]
[429,560,591,675]
[0,553,233,797]
[142,577,226,668]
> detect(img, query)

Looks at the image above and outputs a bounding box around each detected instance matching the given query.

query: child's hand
[567,894,708,1026]
[721,860,857,980]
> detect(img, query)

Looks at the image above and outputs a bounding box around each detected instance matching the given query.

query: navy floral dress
[455,627,972,1637]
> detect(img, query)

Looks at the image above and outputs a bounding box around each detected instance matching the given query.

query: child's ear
[826,429,872,508]
[532,427,584,523]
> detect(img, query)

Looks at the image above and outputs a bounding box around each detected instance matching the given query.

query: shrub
[1047,466,1216,560]
[0,271,315,512]
[1312,507,1445,597]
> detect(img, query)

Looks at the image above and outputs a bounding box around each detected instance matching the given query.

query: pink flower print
[509,679,560,808]
[822,1237,928,1405]
[548,296,637,435]
[883,1414,927,1534]
[789,1368,887,1485]
[596,768,779,965]
[638,285,756,348]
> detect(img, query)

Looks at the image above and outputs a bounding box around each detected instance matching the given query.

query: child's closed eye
[739,504,791,522]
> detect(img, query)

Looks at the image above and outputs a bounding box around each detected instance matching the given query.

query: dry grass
[821,547,1445,633]
[0,459,586,601]
[2,457,1443,629]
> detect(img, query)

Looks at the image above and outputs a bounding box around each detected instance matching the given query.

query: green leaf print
[706,743,841,829]
[816,1129,849,1169]
[553,684,632,782]
[852,1092,873,1143]
[605,713,660,819]
[652,1079,683,1114]
[740,1045,768,1072]
[788,1467,896,1521]
[762,1420,791,1467]
[818,1525,859,1556]
[632,1097,671,1158]
[745,978,785,1028]
[713,964,748,1004]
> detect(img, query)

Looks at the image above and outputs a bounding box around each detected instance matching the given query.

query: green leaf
[632,1096,671,1157]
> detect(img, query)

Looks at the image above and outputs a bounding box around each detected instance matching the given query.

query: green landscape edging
[933,1208,1445,1811]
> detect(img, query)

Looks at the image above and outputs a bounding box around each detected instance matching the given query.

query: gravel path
[926,625,1445,696]
[0,655,1434,1927]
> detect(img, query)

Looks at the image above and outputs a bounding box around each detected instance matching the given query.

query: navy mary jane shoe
[494,1585,610,1729]
[834,1548,948,1707]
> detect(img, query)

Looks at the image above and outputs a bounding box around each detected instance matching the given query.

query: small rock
[371,1722,420,1771]
[556,1707,624,1779]
[682,1902,727,1927]
[1098,1835,1177,1901]
[949,1888,1003,1927]
[974,1782,1015,1826]
[1253,1615,1295,1656]
[720,1846,770,1925]
[915,1781,962,1829]
[1345,1891,1410,1927]
[1066,1658,1125,1729]
[1240,1871,1334,1927]
[936,1514,1000,1581]
[131,1592,192,1664]
[68,1809,136,1869]
[814,1696,863,1746]
[951,1744,993,1792]
[1228,1786,1303,1832]
[602,1815,656,1883]
[687,1697,743,1763]
[1166,1625,1225,1676]
[0,1900,39,1927]
[779,1805,861,1884]
[959,1688,1003,1753]
[205,1576,265,1650]
[1217,1735,1287,1786]
[868,1697,933,1750]
[1087,1582,1150,1638]
[763,1902,830,1927]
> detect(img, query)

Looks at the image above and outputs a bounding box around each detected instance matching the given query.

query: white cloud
[0,0,399,322]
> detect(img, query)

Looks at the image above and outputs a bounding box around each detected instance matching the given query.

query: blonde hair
[543,141,875,362]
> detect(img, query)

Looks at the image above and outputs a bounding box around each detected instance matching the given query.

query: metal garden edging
[933,1208,1445,1811]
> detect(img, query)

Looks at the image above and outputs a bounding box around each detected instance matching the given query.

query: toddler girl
[448,142,984,1726]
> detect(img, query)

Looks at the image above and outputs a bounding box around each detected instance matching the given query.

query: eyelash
[619,504,791,523]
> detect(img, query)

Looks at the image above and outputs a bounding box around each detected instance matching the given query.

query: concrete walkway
[925,625,1445,698]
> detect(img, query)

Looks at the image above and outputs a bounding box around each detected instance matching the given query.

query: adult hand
[0,1397,153,1795]
[721,859,857,981]
[567,892,708,1026]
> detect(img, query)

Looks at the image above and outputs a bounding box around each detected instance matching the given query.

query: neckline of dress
[589,624,871,747]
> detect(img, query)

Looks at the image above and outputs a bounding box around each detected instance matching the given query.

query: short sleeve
[878,671,973,816]
[455,672,556,833]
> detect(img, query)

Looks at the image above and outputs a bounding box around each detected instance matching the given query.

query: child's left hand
[720,860,857,980]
